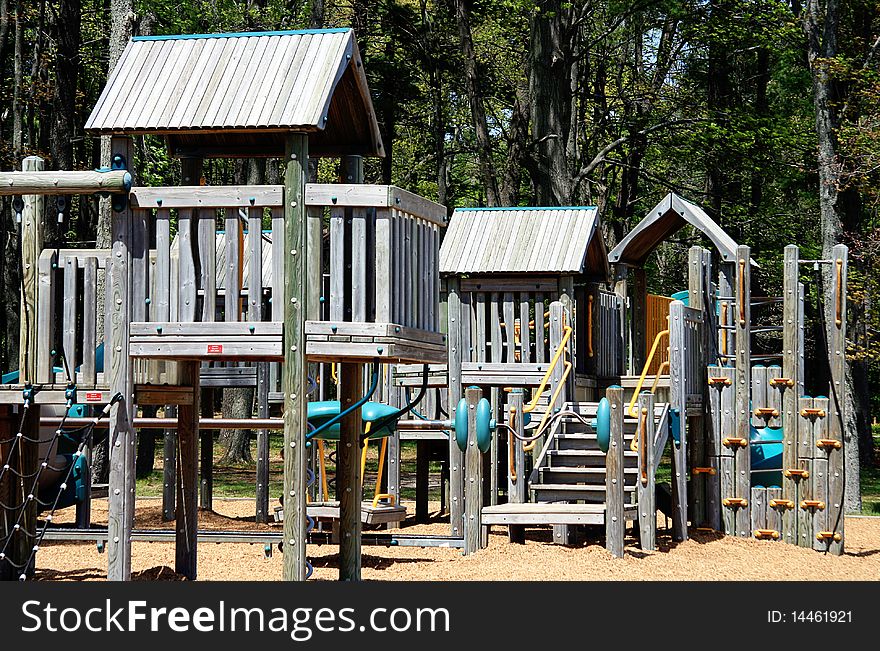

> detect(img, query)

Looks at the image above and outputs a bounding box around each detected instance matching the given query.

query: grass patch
[135,437,443,503]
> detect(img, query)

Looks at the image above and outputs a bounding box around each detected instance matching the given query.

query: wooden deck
[481,502,638,527]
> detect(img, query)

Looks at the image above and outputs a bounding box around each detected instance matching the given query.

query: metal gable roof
[84,29,383,157]
[439,206,608,276]
[608,193,743,265]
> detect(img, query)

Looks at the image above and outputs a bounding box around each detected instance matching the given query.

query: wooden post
[732,245,751,537]
[156,204,176,522]
[507,389,526,544]
[337,154,365,582]
[668,301,689,541]
[687,247,710,527]
[282,134,310,581]
[176,362,200,579]
[637,391,656,550]
[463,386,484,555]
[605,385,625,557]
[826,244,847,554]
[781,245,800,545]
[446,277,464,538]
[338,363,364,580]
[9,156,45,578]
[549,300,574,544]
[107,137,137,581]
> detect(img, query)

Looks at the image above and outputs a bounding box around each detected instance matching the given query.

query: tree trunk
[804,0,861,513]
[50,0,80,175]
[528,1,574,205]
[453,0,499,206]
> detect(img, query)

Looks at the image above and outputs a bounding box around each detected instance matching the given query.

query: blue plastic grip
[593,397,611,453]
[455,398,468,452]
[476,398,491,453]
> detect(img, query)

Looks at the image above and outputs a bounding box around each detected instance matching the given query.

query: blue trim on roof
[453,205,598,212]
[132,28,351,41]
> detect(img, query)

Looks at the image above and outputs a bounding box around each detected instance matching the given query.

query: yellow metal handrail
[523,320,572,415]
[627,328,669,419]
[523,358,572,452]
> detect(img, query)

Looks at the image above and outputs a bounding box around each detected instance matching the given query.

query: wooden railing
[305,183,445,333]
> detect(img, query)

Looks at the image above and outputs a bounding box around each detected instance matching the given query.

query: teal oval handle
[593,397,611,453]
[455,398,469,452]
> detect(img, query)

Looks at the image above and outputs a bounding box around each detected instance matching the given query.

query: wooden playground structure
[0,29,850,582]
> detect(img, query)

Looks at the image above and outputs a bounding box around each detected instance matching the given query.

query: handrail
[630,359,670,452]
[627,328,669,418]
[523,358,572,452]
[639,406,648,486]
[523,320,572,415]
[508,404,518,482]
[587,295,594,357]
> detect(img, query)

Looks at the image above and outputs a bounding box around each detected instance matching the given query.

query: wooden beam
[463,386,484,555]
[175,361,200,579]
[129,184,283,209]
[605,385,626,558]
[282,134,310,582]
[0,169,130,195]
[733,244,752,537]
[107,137,137,581]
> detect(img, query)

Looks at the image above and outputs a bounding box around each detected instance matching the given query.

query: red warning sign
[85,392,102,402]
[207,344,223,354]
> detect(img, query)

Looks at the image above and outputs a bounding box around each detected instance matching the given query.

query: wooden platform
[129,322,283,361]
[461,362,551,386]
[305,321,446,364]
[481,502,638,527]
[274,501,408,526]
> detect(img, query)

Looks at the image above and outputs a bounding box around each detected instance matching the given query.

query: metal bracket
[95,154,130,213]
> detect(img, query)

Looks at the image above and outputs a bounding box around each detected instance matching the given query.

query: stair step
[530,483,637,503]
[546,449,638,467]
[539,467,638,486]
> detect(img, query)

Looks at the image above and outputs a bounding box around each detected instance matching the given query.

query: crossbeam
[0,170,131,195]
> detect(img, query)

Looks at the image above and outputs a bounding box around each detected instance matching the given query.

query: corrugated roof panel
[439,206,600,274]
[84,29,357,133]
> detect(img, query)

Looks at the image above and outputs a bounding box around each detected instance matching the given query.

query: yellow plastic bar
[627,329,669,418]
[523,322,572,415]
[508,404,518,482]
[523,358,572,452]
[359,422,373,480]
[835,258,843,327]
[738,258,746,326]
[317,439,329,501]
[371,437,396,508]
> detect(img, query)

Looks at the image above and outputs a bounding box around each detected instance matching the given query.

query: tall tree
[803,0,863,512]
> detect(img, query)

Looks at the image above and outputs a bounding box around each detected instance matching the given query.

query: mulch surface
[33,499,880,581]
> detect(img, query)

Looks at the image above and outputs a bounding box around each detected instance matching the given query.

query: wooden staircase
[482,399,669,535]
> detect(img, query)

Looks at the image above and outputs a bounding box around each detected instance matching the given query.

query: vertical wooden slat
[519,293,531,363]
[224,208,241,322]
[198,210,216,323]
[374,208,392,321]
[329,205,345,322]
[63,256,78,380]
[535,292,545,362]
[475,292,487,362]
[82,257,98,386]
[490,292,502,363]
[36,251,56,384]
